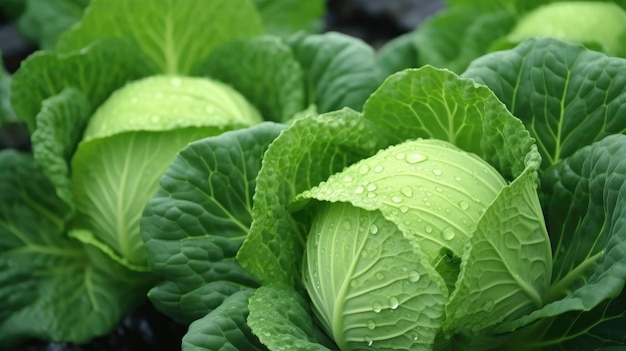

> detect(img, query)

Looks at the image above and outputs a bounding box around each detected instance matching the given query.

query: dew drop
[369,224,379,235]
[372,302,382,313]
[408,271,421,282]
[405,153,428,164]
[400,206,409,213]
[342,220,352,230]
[375,272,385,280]
[425,224,433,233]
[391,196,403,203]
[435,186,443,193]
[411,333,419,342]
[354,186,365,194]
[454,176,462,182]
[389,296,399,310]
[442,226,456,240]
[432,169,443,176]
[342,175,354,183]
[395,152,406,160]
[367,192,377,199]
[367,183,378,191]
[359,164,370,175]
[458,200,469,210]
[367,320,376,330]
[400,186,413,197]
[364,336,373,347]
[374,165,384,173]
[350,280,359,288]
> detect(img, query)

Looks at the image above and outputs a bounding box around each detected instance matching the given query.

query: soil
[0,1,444,350]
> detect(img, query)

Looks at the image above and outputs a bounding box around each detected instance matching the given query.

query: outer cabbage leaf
[17,0,89,49]
[444,167,551,335]
[362,66,538,181]
[30,88,90,213]
[250,0,324,37]
[463,37,626,170]
[0,151,151,346]
[248,285,336,351]
[182,289,267,351]
[141,123,284,323]
[494,2,626,57]
[56,0,263,74]
[193,36,305,123]
[10,38,151,132]
[376,32,419,78]
[287,32,385,113]
[409,8,516,73]
[495,135,626,341]
[238,109,385,287]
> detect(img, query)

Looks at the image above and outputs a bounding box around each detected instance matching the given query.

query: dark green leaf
[288,32,384,113]
[194,36,305,123]
[463,37,626,170]
[182,289,267,351]
[496,135,626,338]
[17,0,89,49]
[141,123,284,323]
[30,88,90,212]
[11,39,151,132]
[0,150,151,346]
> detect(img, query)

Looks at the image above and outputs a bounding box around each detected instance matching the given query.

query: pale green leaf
[444,167,551,335]
[56,0,263,74]
[302,202,447,350]
[248,285,336,351]
[71,128,216,270]
[238,109,385,287]
[250,0,324,37]
[362,66,539,181]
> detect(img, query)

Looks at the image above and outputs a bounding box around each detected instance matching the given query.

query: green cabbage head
[69,75,262,270]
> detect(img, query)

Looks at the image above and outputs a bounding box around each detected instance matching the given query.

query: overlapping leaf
[141,123,284,323]
[463,37,626,170]
[56,0,263,74]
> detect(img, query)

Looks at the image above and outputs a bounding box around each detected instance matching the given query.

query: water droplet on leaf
[409,271,421,282]
[442,226,456,240]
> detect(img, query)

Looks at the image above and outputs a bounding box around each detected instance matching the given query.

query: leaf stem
[545,250,604,303]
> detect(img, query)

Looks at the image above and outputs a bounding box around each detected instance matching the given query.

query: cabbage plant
[143,37,626,350]
[0,0,386,346]
[377,0,626,75]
